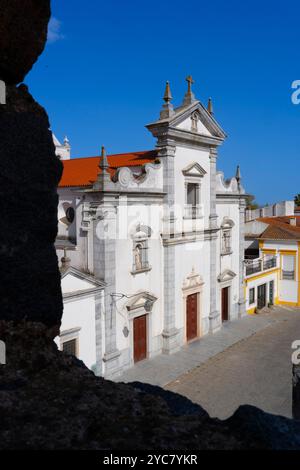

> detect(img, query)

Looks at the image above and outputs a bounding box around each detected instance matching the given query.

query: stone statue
[134,244,143,271]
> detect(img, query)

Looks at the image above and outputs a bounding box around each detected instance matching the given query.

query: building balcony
[183,205,203,219]
[245,256,277,277]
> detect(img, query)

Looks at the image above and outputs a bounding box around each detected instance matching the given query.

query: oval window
[66,207,75,224]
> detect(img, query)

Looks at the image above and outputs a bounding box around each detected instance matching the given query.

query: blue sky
[27,0,300,205]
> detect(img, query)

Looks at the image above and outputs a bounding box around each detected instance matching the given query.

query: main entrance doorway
[133,315,147,363]
[186,293,198,341]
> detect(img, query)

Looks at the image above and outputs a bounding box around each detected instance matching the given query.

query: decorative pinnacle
[182,75,196,106]
[207,97,213,115]
[100,145,109,170]
[64,136,70,147]
[160,81,175,119]
[163,81,173,103]
[236,165,241,183]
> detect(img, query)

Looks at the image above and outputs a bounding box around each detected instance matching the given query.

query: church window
[185,182,201,219]
[62,338,77,357]
[66,206,75,224]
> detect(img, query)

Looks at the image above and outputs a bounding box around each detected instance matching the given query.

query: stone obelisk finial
[207,97,214,116]
[160,81,175,119]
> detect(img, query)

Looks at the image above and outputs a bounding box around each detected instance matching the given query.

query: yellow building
[245,216,300,314]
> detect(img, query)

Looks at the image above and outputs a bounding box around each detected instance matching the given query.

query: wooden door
[186,293,198,341]
[133,315,147,363]
[221,287,229,322]
[257,284,267,309]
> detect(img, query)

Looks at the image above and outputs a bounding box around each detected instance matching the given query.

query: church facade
[55,78,248,379]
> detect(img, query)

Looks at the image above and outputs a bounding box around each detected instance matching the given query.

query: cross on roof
[186,75,194,94]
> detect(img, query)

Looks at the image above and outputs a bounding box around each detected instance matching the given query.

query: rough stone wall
[0,1,63,327]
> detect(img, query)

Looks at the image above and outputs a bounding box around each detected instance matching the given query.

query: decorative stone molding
[217,269,236,283]
[126,291,158,316]
[182,267,204,292]
[182,162,207,178]
[216,171,245,195]
[113,162,161,189]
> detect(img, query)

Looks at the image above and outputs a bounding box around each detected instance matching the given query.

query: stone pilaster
[94,291,103,376]
[238,198,246,317]
[208,148,221,332]
[93,202,120,377]
[159,144,180,354]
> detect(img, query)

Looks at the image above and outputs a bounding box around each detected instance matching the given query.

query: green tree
[245,195,259,210]
[294,194,300,207]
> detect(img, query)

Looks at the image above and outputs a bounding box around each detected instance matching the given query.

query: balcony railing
[245,256,277,277]
[184,205,203,219]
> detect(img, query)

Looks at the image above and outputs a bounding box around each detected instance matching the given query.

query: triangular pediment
[126,291,157,312]
[217,269,236,283]
[61,267,105,295]
[147,101,226,139]
[172,102,226,139]
[182,162,207,177]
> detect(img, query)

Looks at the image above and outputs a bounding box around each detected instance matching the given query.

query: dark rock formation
[0,0,299,451]
[0,84,63,327]
[0,0,51,84]
[293,364,300,419]
[0,323,300,450]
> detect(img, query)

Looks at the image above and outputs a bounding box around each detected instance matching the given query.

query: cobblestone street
[166,307,300,419]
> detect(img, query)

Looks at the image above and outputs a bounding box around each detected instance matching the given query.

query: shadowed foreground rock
[1,0,300,451]
[0,0,51,84]
[0,324,300,450]
[0,84,63,326]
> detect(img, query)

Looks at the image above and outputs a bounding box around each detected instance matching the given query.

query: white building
[53,134,71,161]
[55,78,248,379]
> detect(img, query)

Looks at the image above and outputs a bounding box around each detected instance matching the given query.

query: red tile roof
[258,216,300,240]
[59,150,158,188]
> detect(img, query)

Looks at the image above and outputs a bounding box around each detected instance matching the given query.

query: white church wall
[216,201,242,319]
[177,116,212,136]
[55,295,97,370]
[114,234,164,370]
[173,239,210,339]
[173,145,211,228]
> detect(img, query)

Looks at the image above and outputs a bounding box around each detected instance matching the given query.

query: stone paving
[166,307,300,419]
[117,307,300,419]
[117,307,295,387]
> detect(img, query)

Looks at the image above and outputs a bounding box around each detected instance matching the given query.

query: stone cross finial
[186,75,194,94]
[182,75,196,106]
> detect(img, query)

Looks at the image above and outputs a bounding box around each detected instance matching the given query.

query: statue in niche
[191,112,199,132]
[134,244,143,271]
